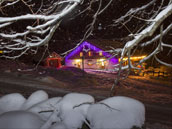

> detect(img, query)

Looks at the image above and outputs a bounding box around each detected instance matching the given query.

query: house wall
[65,59,117,70]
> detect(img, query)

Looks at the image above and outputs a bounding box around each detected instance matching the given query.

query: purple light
[65,41,118,64]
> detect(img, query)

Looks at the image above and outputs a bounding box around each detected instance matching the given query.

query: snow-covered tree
[0,0,171,64]
[0,0,82,58]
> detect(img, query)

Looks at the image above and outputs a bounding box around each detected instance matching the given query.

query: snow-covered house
[65,41,118,70]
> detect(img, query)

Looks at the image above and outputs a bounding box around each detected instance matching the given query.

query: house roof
[45,52,63,60]
[65,41,119,64]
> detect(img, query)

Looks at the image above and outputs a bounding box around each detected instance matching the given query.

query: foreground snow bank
[87,96,145,129]
[0,111,43,129]
[22,90,48,110]
[58,93,95,129]
[0,90,145,129]
[0,93,26,114]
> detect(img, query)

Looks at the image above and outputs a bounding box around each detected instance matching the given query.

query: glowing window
[88,51,92,56]
[80,52,83,57]
[97,58,106,66]
[99,51,102,56]
[75,59,82,63]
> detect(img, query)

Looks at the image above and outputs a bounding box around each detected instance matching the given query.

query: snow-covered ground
[0,60,171,128]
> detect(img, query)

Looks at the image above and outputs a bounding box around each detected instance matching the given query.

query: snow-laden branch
[154,54,172,67]
[0,0,81,59]
[110,3,172,95]
[141,24,172,47]
[120,4,172,61]
[0,0,20,8]
[113,0,156,25]
[162,42,172,48]
[120,3,172,69]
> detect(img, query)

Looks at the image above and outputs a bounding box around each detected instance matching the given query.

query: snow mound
[50,121,67,129]
[0,93,26,114]
[0,111,43,129]
[22,90,48,110]
[87,96,145,129]
[28,97,62,120]
[59,92,95,116]
[58,93,95,129]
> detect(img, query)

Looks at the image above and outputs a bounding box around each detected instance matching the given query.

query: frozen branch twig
[0,0,81,59]
[141,24,172,47]
[120,3,172,66]
[110,2,172,95]
[113,0,156,25]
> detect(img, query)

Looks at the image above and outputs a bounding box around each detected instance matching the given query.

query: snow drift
[87,96,145,129]
[0,91,145,129]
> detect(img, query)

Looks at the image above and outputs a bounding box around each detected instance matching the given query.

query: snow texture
[0,91,145,129]
[49,121,67,129]
[58,93,95,129]
[87,96,145,129]
[0,111,43,129]
[0,93,26,114]
[21,90,48,110]
[28,97,62,120]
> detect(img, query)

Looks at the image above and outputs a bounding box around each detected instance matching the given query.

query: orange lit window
[88,51,92,56]
[99,51,102,56]
[80,52,83,57]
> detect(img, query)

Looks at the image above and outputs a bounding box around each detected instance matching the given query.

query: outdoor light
[80,52,83,57]
[97,58,106,66]
[119,55,147,62]
[75,59,82,63]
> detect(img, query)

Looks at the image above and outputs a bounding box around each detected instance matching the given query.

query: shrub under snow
[87,96,145,129]
[41,93,95,129]
[0,111,43,129]
[0,91,145,129]
[28,97,62,121]
[0,93,26,114]
[58,93,95,129]
[21,90,48,110]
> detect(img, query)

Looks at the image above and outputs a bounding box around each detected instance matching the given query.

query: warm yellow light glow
[80,52,83,57]
[97,58,106,66]
[88,51,91,56]
[0,51,3,54]
[99,51,102,56]
[99,59,105,62]
[87,62,93,66]
[119,55,146,62]
[75,59,82,63]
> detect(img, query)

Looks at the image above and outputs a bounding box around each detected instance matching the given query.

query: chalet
[65,41,119,70]
[45,52,62,68]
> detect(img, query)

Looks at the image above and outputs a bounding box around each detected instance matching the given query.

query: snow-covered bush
[57,93,95,129]
[41,93,95,129]
[0,93,26,114]
[21,90,48,110]
[0,111,43,129]
[87,96,145,129]
[28,97,62,121]
[0,91,145,129]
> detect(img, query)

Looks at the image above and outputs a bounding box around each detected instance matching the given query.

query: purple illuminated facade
[65,41,118,70]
